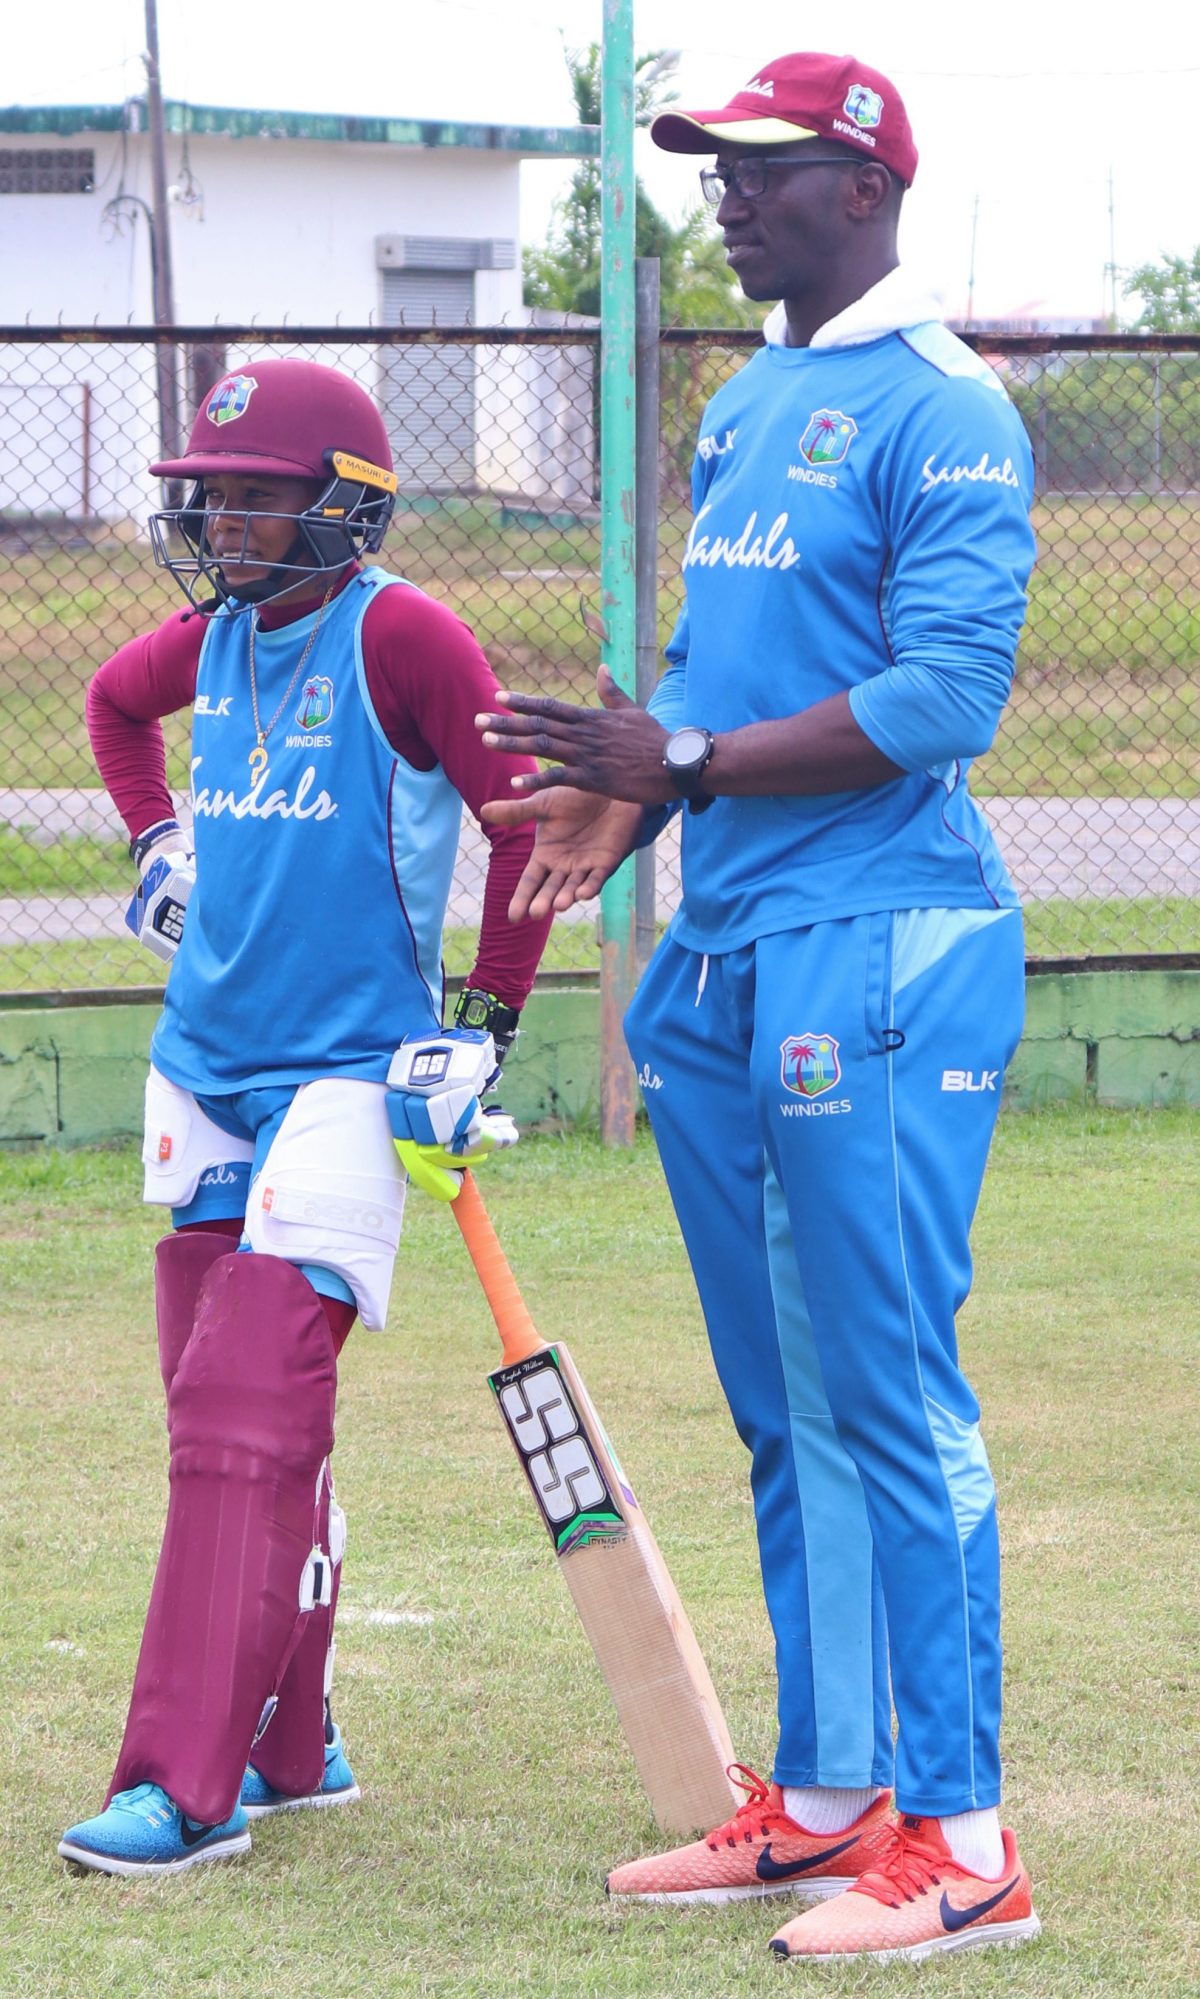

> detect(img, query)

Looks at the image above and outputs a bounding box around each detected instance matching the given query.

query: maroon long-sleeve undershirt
[85,569,553,1006]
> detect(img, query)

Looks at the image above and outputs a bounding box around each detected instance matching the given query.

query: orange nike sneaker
[768,1812,1041,1962]
[605,1765,893,1905]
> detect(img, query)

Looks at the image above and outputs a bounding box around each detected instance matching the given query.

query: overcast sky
[7,0,1199,321]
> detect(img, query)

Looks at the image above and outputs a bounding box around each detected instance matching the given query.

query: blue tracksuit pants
[623,905,1025,1816]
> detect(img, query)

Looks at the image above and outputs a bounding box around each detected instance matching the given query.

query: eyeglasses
[699,155,863,207]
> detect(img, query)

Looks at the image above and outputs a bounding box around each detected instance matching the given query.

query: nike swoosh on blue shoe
[756,1833,859,1883]
[59,1784,250,1877]
[940,1878,1019,1932]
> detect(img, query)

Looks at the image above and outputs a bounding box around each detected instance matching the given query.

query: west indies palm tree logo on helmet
[780,1033,842,1097]
[206,375,259,426]
[296,675,335,732]
[799,410,858,468]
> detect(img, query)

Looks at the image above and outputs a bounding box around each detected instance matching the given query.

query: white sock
[782,1785,879,1835]
[937,1807,1005,1878]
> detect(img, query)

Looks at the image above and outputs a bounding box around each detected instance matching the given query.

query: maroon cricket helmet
[150,356,394,482]
[147,358,398,611]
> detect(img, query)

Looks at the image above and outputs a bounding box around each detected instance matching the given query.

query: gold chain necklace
[247,582,337,778]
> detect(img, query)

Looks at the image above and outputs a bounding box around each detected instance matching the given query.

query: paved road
[2,788,1198,947]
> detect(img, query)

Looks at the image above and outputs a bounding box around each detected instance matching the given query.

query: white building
[0,100,598,521]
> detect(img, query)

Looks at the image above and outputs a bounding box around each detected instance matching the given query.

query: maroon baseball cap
[650,51,917,186]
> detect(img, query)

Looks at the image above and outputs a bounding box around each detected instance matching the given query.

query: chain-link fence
[1,326,1197,997]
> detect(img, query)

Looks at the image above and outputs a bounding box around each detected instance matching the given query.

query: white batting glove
[386,1029,519,1201]
[124,818,195,963]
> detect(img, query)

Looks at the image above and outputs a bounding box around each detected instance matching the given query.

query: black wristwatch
[662,725,715,812]
[454,986,521,1064]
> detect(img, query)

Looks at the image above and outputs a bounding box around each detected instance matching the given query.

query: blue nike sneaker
[240,1722,360,1819]
[59,1782,251,1876]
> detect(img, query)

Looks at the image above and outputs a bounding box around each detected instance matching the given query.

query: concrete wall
[0,985,601,1147]
[1008,968,1200,1107]
[1,971,1196,1149]
[0,131,525,327]
[0,126,529,526]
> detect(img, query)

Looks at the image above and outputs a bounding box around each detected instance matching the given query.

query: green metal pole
[598,0,638,1146]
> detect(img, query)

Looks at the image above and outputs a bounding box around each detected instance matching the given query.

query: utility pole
[966,193,980,329]
[634,256,660,976]
[144,0,180,464]
[1106,166,1118,327]
[597,0,637,1145]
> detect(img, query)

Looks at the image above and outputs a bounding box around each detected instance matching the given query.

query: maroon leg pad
[324,1294,357,1354]
[248,1463,342,1798]
[250,1296,355,1797]
[154,1230,238,1393]
[107,1252,337,1824]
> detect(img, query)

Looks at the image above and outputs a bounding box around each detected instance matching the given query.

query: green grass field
[2,1110,1196,1998]
[0,894,1195,1001]
[1,492,1197,991]
[2,495,1198,794]
[0,918,596,997]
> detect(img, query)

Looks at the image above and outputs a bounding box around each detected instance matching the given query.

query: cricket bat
[451,1170,738,1836]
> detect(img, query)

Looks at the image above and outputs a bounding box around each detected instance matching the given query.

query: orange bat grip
[452,1171,545,1365]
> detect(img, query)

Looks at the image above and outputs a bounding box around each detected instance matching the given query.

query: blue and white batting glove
[124,818,195,963]
[386,1028,519,1202]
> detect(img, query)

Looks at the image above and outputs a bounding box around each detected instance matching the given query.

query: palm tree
[523,41,758,328]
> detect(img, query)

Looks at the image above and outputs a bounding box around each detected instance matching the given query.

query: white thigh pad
[243,1078,406,1331]
[142,1065,256,1208]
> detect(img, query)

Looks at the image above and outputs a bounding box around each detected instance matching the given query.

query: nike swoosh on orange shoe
[755,1834,860,1883]
[940,1879,1019,1932]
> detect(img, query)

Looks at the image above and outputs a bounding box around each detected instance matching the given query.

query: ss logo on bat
[496,1360,609,1526]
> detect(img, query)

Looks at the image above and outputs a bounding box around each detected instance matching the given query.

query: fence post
[598,0,637,1146]
[635,259,660,972]
[144,0,180,469]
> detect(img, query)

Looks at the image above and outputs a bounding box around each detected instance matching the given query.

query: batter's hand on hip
[386,1029,519,1202]
[125,819,195,962]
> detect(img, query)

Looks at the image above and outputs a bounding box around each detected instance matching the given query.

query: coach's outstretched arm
[479,787,645,922]
[478,657,904,922]
[481,661,904,806]
[478,666,647,920]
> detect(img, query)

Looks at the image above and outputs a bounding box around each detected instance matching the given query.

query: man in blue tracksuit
[478,51,1041,1964]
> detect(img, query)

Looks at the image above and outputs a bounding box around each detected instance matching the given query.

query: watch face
[460,996,489,1028]
[667,726,711,769]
